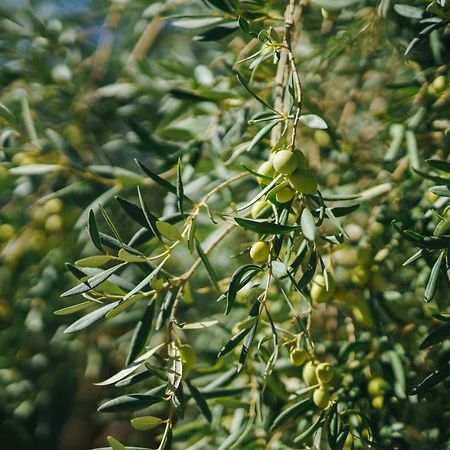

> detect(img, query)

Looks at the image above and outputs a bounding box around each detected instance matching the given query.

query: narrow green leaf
[64,301,120,334]
[131,416,164,431]
[235,72,278,113]
[10,164,60,175]
[126,302,156,365]
[107,436,126,450]
[327,402,340,447]
[96,344,165,387]
[246,121,279,153]
[301,208,316,241]
[88,209,105,254]
[424,251,444,302]
[217,328,251,358]
[226,264,263,315]
[235,217,301,234]
[293,412,326,444]
[402,249,424,266]
[186,379,212,422]
[167,342,183,395]
[61,263,126,297]
[136,186,162,242]
[98,394,165,413]
[115,196,149,229]
[123,257,167,301]
[135,159,192,202]
[105,294,142,319]
[299,114,328,129]
[270,398,313,432]
[75,255,114,267]
[156,287,180,331]
[54,301,92,316]
[176,158,185,216]
[420,322,450,349]
[427,159,450,173]
[430,185,450,197]
[195,239,220,290]
[194,23,238,42]
[410,360,450,396]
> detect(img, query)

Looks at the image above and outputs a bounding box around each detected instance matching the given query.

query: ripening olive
[316,362,334,384]
[313,386,330,409]
[356,244,372,265]
[257,161,275,184]
[276,186,295,203]
[314,130,331,148]
[428,75,447,96]
[0,224,14,242]
[150,276,165,291]
[310,273,335,303]
[303,360,318,386]
[367,377,386,397]
[288,169,317,194]
[350,265,369,287]
[45,214,63,232]
[290,348,307,366]
[251,200,269,219]
[272,150,298,175]
[371,395,384,409]
[44,198,63,215]
[250,241,270,264]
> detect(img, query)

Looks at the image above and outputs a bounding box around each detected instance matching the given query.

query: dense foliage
[1,0,449,449]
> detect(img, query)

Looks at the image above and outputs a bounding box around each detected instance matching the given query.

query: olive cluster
[249,149,318,265]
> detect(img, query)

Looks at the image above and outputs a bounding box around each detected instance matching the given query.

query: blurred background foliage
[0,0,449,449]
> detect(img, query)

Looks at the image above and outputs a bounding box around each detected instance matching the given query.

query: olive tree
[1,0,449,449]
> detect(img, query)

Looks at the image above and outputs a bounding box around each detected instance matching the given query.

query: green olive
[310,273,335,303]
[288,169,317,194]
[44,198,63,215]
[150,276,165,291]
[0,224,14,242]
[356,244,372,265]
[367,377,386,397]
[257,161,275,184]
[250,241,270,264]
[350,265,369,287]
[316,362,334,384]
[290,348,307,366]
[251,200,269,219]
[272,150,298,175]
[371,395,384,409]
[303,360,318,386]
[313,130,331,148]
[313,386,330,409]
[276,186,295,203]
[45,214,63,232]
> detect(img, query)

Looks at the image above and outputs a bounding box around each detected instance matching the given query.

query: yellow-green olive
[257,161,275,184]
[250,241,270,264]
[251,200,269,219]
[272,150,298,175]
[303,360,318,386]
[316,362,334,384]
[313,386,330,409]
[310,273,335,303]
[276,186,295,203]
[290,348,307,366]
